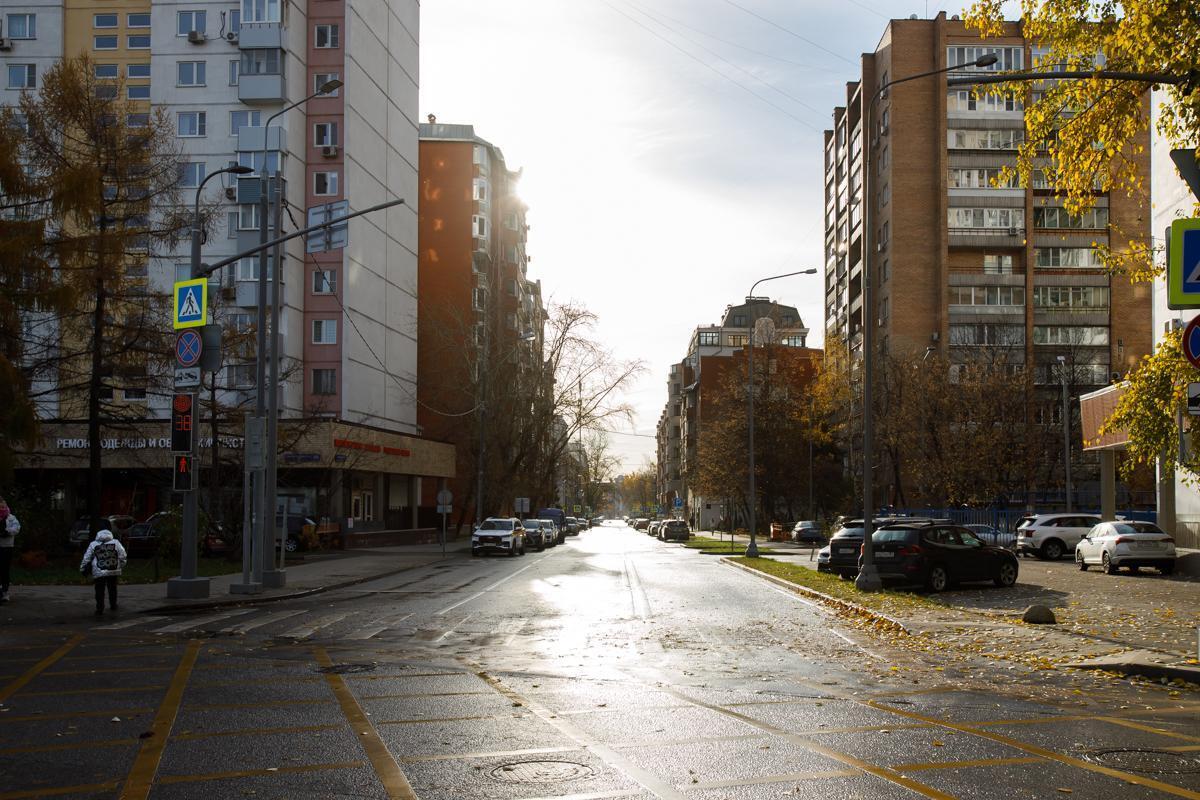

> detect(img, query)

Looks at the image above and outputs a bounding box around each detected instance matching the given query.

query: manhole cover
[489,761,595,784]
[315,663,376,674]
[1083,749,1200,775]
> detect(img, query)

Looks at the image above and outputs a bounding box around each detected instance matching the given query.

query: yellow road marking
[0,634,84,704]
[401,745,582,763]
[689,768,859,790]
[315,646,418,800]
[892,756,1045,772]
[2,707,155,724]
[356,690,492,701]
[186,675,324,689]
[45,666,175,677]
[1164,745,1200,752]
[156,760,365,785]
[866,700,1200,800]
[19,684,166,697]
[375,714,498,725]
[0,739,133,756]
[1097,716,1200,742]
[0,781,119,799]
[184,697,332,711]
[118,639,200,800]
[173,723,343,741]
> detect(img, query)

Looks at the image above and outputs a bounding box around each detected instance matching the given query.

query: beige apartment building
[824,13,1153,506]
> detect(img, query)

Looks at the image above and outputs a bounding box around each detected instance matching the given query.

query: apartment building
[823,13,1152,502]
[416,122,547,527]
[656,298,816,530]
[4,1,456,533]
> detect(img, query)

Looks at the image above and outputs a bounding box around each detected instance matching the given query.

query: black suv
[863,521,1019,592]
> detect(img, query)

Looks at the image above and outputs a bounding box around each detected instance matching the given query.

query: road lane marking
[831,629,885,660]
[279,613,349,640]
[375,714,497,725]
[1096,716,1200,742]
[173,723,342,741]
[435,552,553,615]
[435,614,472,642]
[314,647,418,800]
[623,556,650,620]
[19,684,166,697]
[892,756,1046,772]
[400,745,582,763]
[0,634,84,704]
[95,616,169,630]
[690,768,859,790]
[219,608,308,633]
[151,609,254,634]
[0,781,119,799]
[156,761,365,785]
[118,638,200,800]
[2,707,155,723]
[345,611,415,640]
[0,739,132,756]
[184,698,331,711]
[46,665,175,677]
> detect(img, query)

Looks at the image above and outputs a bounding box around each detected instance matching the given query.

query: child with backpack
[80,529,127,615]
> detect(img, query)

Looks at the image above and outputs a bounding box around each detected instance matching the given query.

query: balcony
[240,73,286,104]
[236,125,286,154]
[237,22,283,49]
[948,228,1025,248]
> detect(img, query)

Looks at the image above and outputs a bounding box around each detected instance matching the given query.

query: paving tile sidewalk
[0,539,470,625]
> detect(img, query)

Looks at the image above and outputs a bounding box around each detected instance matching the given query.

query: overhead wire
[715,0,859,65]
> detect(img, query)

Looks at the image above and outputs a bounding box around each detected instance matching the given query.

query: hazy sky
[420,0,968,474]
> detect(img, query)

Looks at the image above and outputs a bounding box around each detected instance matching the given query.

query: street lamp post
[745,269,817,558]
[856,53,1000,592]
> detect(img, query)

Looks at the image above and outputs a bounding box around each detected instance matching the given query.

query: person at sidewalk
[0,497,18,603]
[80,529,127,616]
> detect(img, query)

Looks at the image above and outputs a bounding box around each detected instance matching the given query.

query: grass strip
[683,536,776,554]
[729,556,941,615]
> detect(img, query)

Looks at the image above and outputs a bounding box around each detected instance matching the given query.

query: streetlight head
[802,268,818,274]
[229,165,255,175]
[1056,355,1066,363]
[319,79,343,94]
[974,54,999,68]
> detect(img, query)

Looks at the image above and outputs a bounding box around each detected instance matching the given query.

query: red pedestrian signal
[174,454,195,491]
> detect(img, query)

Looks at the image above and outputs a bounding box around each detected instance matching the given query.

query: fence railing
[886,506,1158,549]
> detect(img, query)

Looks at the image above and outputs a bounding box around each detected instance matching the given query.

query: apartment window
[880,258,889,283]
[235,256,261,281]
[230,364,256,388]
[880,221,890,246]
[126,113,148,128]
[237,150,278,175]
[1035,247,1104,268]
[314,72,339,95]
[472,179,488,203]
[227,211,238,238]
[177,111,206,137]
[128,35,151,49]
[177,61,206,86]
[240,48,280,75]
[312,319,337,344]
[242,0,281,24]
[127,63,151,79]
[878,145,888,174]
[313,121,338,146]
[1034,206,1109,230]
[6,64,35,90]
[229,110,260,136]
[228,9,241,32]
[698,331,720,346]
[879,296,890,322]
[983,254,1013,274]
[727,334,749,347]
[780,336,806,347]
[127,13,150,27]
[946,46,1023,71]
[731,314,748,326]
[949,286,1025,306]
[1033,286,1109,310]
[127,84,149,100]
[95,64,118,79]
[948,168,1018,189]
[313,368,336,395]
[313,171,338,195]
[312,269,336,294]
[178,162,205,187]
[7,14,36,39]
[237,204,261,230]
[93,13,118,28]
[94,35,118,50]
[472,214,488,238]
[314,24,339,48]
[948,129,1020,150]
[948,208,1024,229]
[880,183,890,206]
[949,323,1025,346]
[1033,326,1109,346]
[178,10,207,36]
[472,287,486,311]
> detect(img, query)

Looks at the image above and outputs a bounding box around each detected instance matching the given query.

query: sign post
[436,488,452,557]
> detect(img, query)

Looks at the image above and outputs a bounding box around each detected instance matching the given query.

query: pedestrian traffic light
[174,454,195,491]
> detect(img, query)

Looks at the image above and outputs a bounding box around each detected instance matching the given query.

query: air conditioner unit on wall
[225,31,238,43]
[224,186,236,200]
[187,30,205,44]
[0,38,12,51]
[321,145,338,158]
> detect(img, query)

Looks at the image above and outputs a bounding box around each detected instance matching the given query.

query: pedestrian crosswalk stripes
[151,609,255,634]
[344,611,415,640]
[219,608,308,634]
[95,615,170,630]
[279,613,351,640]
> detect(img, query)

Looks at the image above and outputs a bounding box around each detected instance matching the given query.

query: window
[240,48,280,75]
[472,214,488,238]
[93,13,118,28]
[228,9,241,32]
[698,331,720,346]
[312,319,337,344]
[314,24,339,48]
[947,90,1022,113]
[177,61,206,86]
[126,84,150,100]
[127,13,150,27]
[948,128,1020,150]
[313,368,336,395]
[6,64,35,90]
[947,208,1024,229]
[237,150,279,175]
[227,211,239,238]
[472,178,488,202]
[880,221,890,246]
[95,64,118,79]
[127,63,151,79]
[178,10,207,36]
[880,258,889,283]
[472,287,486,311]
[177,111,206,137]
[230,364,256,388]
[780,336,806,347]
[880,183,890,205]
[312,269,336,294]
[1035,247,1104,268]
[229,60,240,85]
[126,113,149,128]
[127,35,151,49]
[983,254,1013,274]
[313,171,338,195]
[94,35,118,50]
[7,13,35,38]
[1034,206,1109,230]
[1032,286,1109,310]
[235,256,263,281]
[727,334,749,347]
[949,323,1025,346]
[229,110,260,136]
[314,72,339,95]
[1033,326,1109,346]
[237,204,261,230]
[313,121,338,147]
[731,314,748,326]
[948,168,1019,189]
[949,286,1025,306]
[242,0,281,24]
[178,162,205,187]
[946,45,1023,71]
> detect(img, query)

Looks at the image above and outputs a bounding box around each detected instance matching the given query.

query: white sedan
[1075,521,1176,575]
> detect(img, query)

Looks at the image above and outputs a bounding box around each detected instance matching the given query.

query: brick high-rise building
[823,13,1152,502]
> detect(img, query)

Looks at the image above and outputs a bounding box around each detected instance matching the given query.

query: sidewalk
[0,539,470,625]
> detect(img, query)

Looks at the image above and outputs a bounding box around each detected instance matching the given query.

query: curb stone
[721,557,910,634]
[1066,651,1200,684]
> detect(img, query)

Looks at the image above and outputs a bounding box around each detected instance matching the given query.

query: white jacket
[0,514,17,547]
[81,530,127,578]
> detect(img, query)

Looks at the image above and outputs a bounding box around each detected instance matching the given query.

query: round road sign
[175,329,203,368]
[436,488,453,506]
[1185,316,1200,370]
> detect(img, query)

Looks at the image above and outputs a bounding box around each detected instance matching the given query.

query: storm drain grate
[489,761,596,784]
[1082,749,1200,775]
[315,662,377,674]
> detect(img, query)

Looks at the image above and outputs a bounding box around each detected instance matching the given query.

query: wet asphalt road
[2,522,1199,799]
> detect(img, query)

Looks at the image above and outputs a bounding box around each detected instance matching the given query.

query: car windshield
[127,523,151,536]
[1112,522,1164,535]
[872,529,914,543]
[834,526,864,537]
[478,520,512,531]
[1017,516,1036,529]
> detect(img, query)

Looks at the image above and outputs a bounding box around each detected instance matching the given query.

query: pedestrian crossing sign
[173,278,207,329]
[1168,218,1200,309]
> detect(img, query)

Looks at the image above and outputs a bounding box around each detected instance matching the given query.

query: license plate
[875,552,894,559]
[837,548,856,555]
[1134,542,1159,550]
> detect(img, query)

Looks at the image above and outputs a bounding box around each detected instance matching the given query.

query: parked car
[1076,521,1176,575]
[202,522,234,557]
[648,521,662,537]
[277,515,317,553]
[1016,513,1101,560]
[538,508,567,535]
[539,518,565,545]
[820,517,943,578]
[862,521,1019,592]
[633,518,650,531]
[69,514,137,548]
[471,517,527,557]
[791,521,825,545]
[523,520,549,551]
[660,519,691,542]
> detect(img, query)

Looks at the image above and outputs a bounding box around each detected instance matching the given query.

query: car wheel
[471,549,480,557]
[1102,551,1117,574]
[1160,563,1175,576]
[1076,552,1088,571]
[994,561,1018,587]
[927,565,950,592]
[284,537,299,553]
[1040,539,1064,561]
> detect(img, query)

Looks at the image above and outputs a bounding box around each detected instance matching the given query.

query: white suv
[1016,513,1100,560]
[471,518,527,557]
